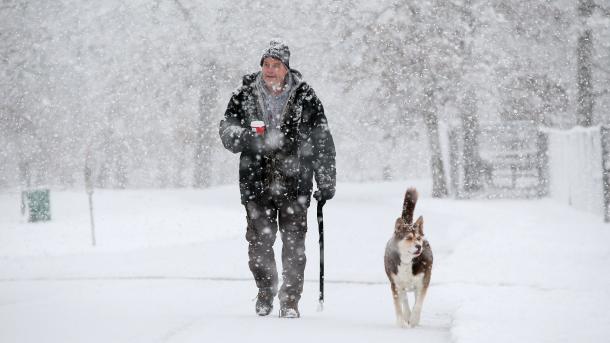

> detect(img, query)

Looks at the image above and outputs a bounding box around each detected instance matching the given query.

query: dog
[384,188,433,328]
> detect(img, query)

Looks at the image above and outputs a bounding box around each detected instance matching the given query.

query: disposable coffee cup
[251,121,265,135]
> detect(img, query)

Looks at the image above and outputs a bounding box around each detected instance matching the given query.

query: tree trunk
[193,80,216,188]
[114,152,128,189]
[461,89,481,192]
[577,0,595,127]
[422,89,448,198]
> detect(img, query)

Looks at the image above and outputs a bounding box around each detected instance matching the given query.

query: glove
[313,188,334,203]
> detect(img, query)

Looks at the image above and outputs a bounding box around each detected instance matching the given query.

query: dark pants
[245,198,308,306]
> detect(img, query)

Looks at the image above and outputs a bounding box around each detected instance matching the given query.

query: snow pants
[245,198,308,306]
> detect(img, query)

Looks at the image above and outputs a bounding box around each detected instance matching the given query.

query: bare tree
[422,89,448,197]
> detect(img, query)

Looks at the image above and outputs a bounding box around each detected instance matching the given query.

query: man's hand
[313,188,334,203]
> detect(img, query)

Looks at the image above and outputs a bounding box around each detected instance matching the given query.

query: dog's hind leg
[409,287,427,327]
[391,283,408,327]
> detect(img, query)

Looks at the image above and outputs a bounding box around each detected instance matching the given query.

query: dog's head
[394,216,425,257]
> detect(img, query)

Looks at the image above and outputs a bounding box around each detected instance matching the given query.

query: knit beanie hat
[260,39,290,69]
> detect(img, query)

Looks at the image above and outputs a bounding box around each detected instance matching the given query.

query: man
[219,40,336,318]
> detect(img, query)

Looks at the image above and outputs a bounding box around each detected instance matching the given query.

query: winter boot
[279,302,300,318]
[255,289,275,316]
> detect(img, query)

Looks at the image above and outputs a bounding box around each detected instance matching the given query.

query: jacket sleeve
[310,90,337,198]
[219,89,250,154]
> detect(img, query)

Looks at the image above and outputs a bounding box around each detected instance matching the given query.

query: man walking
[219,40,336,318]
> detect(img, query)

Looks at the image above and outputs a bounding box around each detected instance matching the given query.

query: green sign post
[23,189,51,222]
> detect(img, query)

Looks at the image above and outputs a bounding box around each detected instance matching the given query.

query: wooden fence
[448,121,609,223]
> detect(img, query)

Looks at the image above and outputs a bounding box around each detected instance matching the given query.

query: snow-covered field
[1,180,609,342]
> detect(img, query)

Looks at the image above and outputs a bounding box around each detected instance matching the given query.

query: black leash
[316,199,325,311]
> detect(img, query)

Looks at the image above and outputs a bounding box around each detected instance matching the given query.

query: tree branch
[595,2,610,16]
[170,0,204,41]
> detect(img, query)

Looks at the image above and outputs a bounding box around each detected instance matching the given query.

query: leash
[316,199,325,311]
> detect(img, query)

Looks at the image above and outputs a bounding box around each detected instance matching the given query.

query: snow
[1,180,609,342]
[3,1,610,341]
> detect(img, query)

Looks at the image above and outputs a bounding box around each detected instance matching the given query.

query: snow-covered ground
[1,180,609,342]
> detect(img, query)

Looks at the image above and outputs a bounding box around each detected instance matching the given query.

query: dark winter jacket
[219,70,336,207]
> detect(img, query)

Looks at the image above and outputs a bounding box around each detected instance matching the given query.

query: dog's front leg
[409,286,427,327]
[401,290,411,323]
[391,284,408,327]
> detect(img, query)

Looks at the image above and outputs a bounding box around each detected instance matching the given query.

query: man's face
[262,57,288,91]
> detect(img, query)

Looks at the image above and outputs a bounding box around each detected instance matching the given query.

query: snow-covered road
[0,279,451,343]
[1,181,609,342]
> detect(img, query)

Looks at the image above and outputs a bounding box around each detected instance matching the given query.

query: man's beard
[269,82,284,92]
[265,79,284,92]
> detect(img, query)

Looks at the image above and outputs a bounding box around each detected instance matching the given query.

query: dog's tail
[402,188,418,224]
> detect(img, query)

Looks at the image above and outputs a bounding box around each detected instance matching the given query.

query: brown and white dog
[384,188,433,328]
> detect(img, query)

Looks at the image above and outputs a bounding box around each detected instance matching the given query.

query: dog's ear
[414,216,424,235]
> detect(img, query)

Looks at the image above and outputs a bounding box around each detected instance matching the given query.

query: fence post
[601,126,610,223]
[536,131,549,198]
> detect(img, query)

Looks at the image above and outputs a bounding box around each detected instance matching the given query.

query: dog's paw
[396,317,409,328]
[408,314,420,327]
